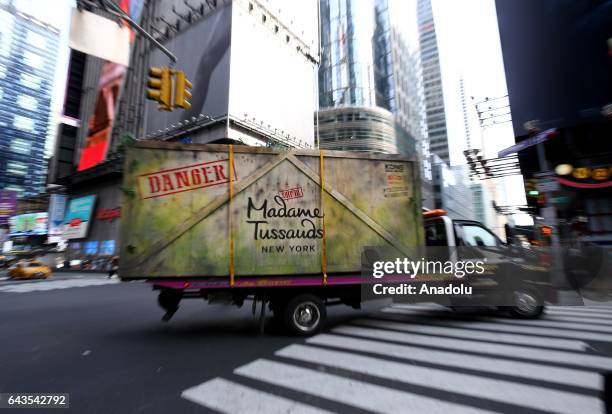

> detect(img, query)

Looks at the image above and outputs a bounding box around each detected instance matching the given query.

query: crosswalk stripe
[306,334,601,390]
[542,314,612,325]
[478,317,612,334]
[381,308,612,342]
[354,318,588,350]
[0,279,119,293]
[277,344,602,414]
[546,309,612,320]
[235,359,496,414]
[548,306,612,315]
[333,325,612,370]
[181,377,332,414]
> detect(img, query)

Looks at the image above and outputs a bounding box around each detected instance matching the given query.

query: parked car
[8,260,52,279]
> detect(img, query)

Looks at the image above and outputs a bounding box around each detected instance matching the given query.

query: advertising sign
[9,213,48,236]
[77,61,126,171]
[64,196,96,239]
[48,194,68,236]
[145,4,231,135]
[0,191,17,226]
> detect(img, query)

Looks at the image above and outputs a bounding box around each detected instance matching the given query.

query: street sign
[498,128,557,158]
[536,178,560,193]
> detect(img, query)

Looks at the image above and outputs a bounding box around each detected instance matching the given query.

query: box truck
[120,142,546,335]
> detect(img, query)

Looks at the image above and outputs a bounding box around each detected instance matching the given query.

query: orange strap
[319,150,328,286]
[229,145,235,287]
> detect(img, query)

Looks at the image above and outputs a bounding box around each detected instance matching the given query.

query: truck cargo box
[120,142,423,280]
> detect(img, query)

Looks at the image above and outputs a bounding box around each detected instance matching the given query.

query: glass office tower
[318,0,433,206]
[0,2,60,196]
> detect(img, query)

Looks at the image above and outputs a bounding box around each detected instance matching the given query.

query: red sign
[138,159,237,200]
[96,208,121,221]
[279,186,304,200]
[77,62,126,171]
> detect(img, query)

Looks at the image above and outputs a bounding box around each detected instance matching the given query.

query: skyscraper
[417,0,450,165]
[317,0,433,205]
[0,2,60,196]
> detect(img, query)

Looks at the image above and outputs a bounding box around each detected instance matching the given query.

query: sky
[431,0,530,224]
[392,0,530,225]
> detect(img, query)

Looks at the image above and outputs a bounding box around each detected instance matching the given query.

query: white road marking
[332,325,612,370]
[307,334,602,390]
[353,318,588,350]
[546,309,612,320]
[0,278,120,293]
[235,359,496,414]
[277,344,602,414]
[548,306,612,315]
[181,377,332,414]
[381,307,612,342]
[477,317,612,334]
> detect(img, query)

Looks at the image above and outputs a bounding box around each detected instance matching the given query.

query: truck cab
[423,209,546,318]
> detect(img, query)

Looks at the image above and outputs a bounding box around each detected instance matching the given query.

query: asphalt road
[1,274,612,413]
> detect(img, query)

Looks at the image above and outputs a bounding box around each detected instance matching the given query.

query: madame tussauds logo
[246,195,324,240]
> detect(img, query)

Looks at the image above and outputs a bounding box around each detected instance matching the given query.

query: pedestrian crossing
[0,277,120,293]
[182,304,612,413]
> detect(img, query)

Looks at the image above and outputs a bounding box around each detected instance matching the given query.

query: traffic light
[525,180,539,197]
[146,67,172,111]
[173,70,192,110]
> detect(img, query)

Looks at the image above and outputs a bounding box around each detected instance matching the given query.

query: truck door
[453,221,511,303]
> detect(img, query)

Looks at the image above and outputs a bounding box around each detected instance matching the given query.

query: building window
[27,31,47,49]
[0,64,6,79]
[261,13,266,23]
[6,161,28,176]
[84,241,99,255]
[0,88,3,101]
[17,94,38,111]
[20,73,41,89]
[24,51,44,70]
[13,115,35,132]
[10,138,31,155]
[3,185,23,194]
[100,240,116,255]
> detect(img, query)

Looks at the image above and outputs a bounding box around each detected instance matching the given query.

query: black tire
[509,289,544,319]
[283,294,326,336]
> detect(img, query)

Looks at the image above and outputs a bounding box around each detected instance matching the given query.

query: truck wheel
[509,289,543,319]
[284,294,326,336]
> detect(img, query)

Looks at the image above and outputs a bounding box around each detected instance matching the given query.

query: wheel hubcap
[515,291,538,314]
[293,302,320,332]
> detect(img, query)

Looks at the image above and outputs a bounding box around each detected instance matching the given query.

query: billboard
[228,1,317,146]
[64,195,96,239]
[0,191,17,226]
[145,4,232,135]
[496,0,612,136]
[77,62,126,171]
[9,213,48,236]
[48,194,68,236]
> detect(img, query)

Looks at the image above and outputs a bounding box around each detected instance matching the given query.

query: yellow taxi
[8,260,52,279]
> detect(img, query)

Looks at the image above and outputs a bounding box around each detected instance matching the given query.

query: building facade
[317,0,433,207]
[0,3,60,196]
[431,154,475,221]
[417,0,450,165]
[51,0,320,263]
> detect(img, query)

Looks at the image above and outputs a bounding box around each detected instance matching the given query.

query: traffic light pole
[535,141,566,288]
[98,0,177,65]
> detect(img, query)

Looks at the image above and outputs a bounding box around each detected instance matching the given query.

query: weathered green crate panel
[120,142,423,278]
